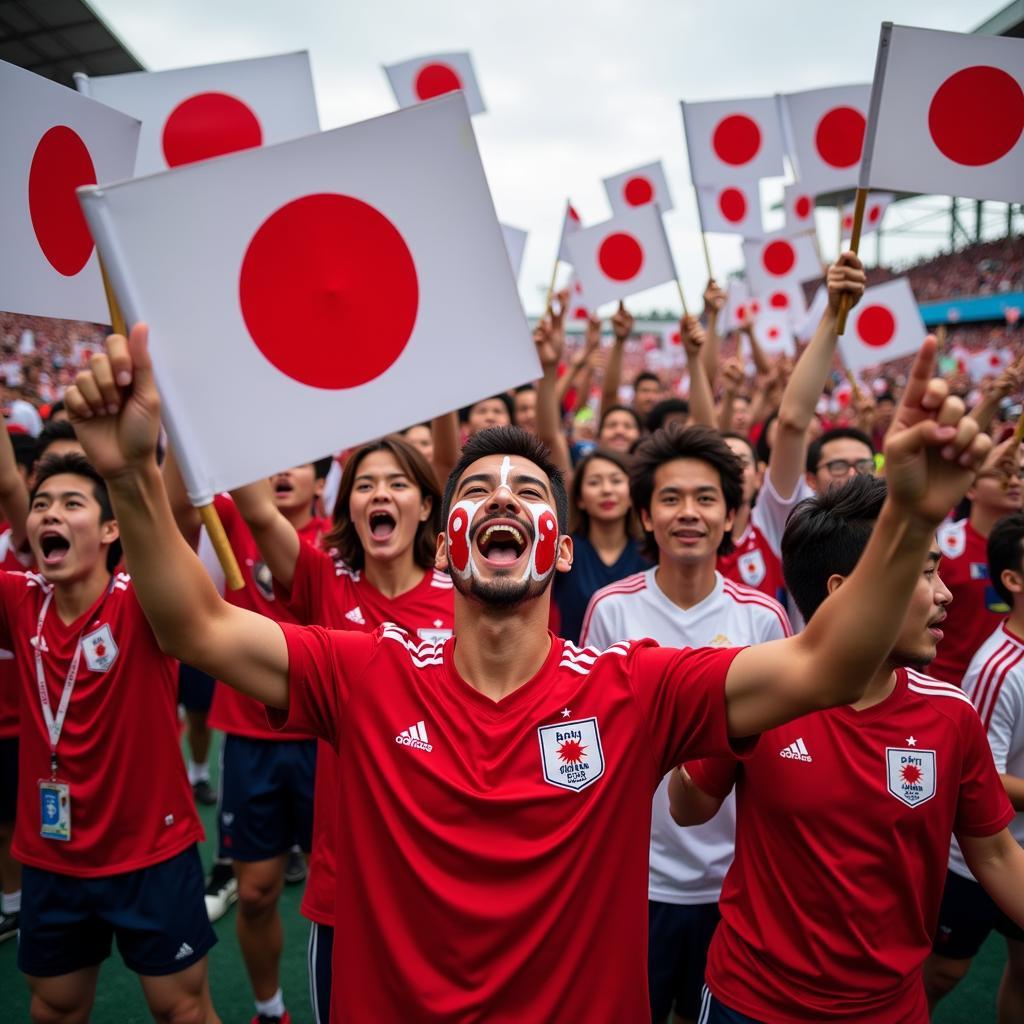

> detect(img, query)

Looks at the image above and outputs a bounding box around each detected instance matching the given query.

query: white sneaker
[204,862,238,922]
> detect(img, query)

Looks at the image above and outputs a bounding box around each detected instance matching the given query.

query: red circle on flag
[843,214,854,231]
[867,204,882,224]
[718,187,747,223]
[856,305,896,348]
[162,92,263,167]
[794,194,812,219]
[623,175,654,206]
[712,115,761,166]
[414,62,463,101]
[735,304,747,321]
[750,299,761,315]
[762,240,795,276]
[769,291,789,309]
[238,194,418,389]
[28,125,97,276]
[767,327,780,340]
[814,106,866,168]
[928,66,1024,166]
[598,232,644,281]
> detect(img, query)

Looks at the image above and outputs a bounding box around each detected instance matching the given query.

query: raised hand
[679,315,706,358]
[583,313,602,356]
[611,301,634,342]
[64,324,161,480]
[720,357,745,395]
[702,279,726,322]
[883,336,991,527]
[532,317,563,374]
[827,252,866,316]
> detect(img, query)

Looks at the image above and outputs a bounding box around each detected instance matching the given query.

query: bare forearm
[600,341,625,417]
[744,329,770,377]
[162,445,200,546]
[777,310,838,433]
[686,350,716,428]
[230,479,301,590]
[964,832,1024,928]
[430,411,459,491]
[718,391,736,433]
[700,318,721,387]
[1001,773,1024,811]
[536,368,572,477]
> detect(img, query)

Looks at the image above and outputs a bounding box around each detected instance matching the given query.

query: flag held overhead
[384,52,486,116]
[602,161,674,217]
[838,278,925,373]
[681,95,787,185]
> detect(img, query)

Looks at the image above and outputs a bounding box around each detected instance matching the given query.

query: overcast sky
[89,0,1005,315]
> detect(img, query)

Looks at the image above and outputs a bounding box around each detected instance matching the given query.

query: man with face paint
[67,326,992,1024]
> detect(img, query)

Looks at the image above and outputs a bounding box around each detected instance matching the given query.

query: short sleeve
[630,644,753,777]
[266,623,376,749]
[579,595,614,649]
[751,469,813,557]
[983,679,1021,775]
[685,756,741,800]
[954,704,1015,839]
[273,542,334,625]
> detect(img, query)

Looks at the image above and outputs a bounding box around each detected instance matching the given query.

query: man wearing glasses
[930,437,1024,686]
[805,428,877,492]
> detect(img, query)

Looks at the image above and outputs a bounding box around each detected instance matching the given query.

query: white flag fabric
[780,84,871,196]
[681,96,786,184]
[501,224,527,281]
[695,182,763,237]
[565,205,678,310]
[860,24,1024,204]
[557,200,583,263]
[79,94,535,503]
[603,161,674,216]
[74,52,318,177]
[723,278,751,331]
[752,310,796,356]
[743,231,822,295]
[838,278,925,372]
[0,59,140,322]
[567,275,590,321]
[841,192,894,240]
[754,280,808,325]
[783,183,816,232]
[383,52,485,116]
[968,348,1013,382]
[795,284,829,342]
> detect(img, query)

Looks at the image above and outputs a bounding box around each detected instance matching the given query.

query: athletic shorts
[648,899,721,1022]
[177,663,215,713]
[933,867,1024,959]
[308,920,333,1024]
[698,987,765,1023]
[218,734,316,861]
[18,844,215,978]
[0,736,17,824]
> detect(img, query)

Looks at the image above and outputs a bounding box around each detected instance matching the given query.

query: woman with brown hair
[231,434,453,1024]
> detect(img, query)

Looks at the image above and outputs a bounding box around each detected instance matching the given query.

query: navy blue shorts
[933,867,1024,959]
[18,844,216,978]
[698,987,764,1023]
[308,921,333,1024]
[0,736,17,823]
[218,734,316,861]
[648,899,721,1021]
[177,663,215,713]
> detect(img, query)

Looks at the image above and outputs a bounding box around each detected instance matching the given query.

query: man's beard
[890,642,934,671]
[452,564,551,610]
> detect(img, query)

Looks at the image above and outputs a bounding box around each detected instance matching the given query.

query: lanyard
[33,580,113,779]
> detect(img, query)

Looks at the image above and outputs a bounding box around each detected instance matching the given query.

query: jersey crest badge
[937,522,965,560]
[417,627,452,644]
[82,624,118,673]
[252,561,275,602]
[738,550,766,586]
[885,746,936,808]
[538,717,605,792]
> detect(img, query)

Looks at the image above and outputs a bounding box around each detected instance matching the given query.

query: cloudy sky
[89,0,1004,315]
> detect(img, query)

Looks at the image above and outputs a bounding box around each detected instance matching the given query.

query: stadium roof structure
[0,0,143,87]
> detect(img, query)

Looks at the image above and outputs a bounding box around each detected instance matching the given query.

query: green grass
[0,731,1009,1022]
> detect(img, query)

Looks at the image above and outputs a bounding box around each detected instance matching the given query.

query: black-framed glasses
[817,457,875,478]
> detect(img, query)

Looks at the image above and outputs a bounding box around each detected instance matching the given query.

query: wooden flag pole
[98,257,245,591]
[837,202,845,260]
[676,279,690,320]
[835,188,868,336]
[545,256,560,310]
[700,232,713,282]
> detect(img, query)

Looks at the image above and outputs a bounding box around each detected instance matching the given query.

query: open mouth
[673,529,705,542]
[476,520,529,565]
[369,510,397,542]
[273,480,294,498]
[39,532,70,566]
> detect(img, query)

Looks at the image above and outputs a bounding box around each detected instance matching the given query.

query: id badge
[38,779,71,841]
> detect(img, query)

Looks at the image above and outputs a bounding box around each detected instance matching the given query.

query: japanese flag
[74,51,318,177]
[0,59,140,323]
[968,348,1013,382]
[780,84,871,196]
[681,95,786,184]
[384,52,485,116]
[501,224,527,281]
[783,183,816,232]
[565,205,678,310]
[743,231,823,294]
[841,193,894,239]
[603,161,674,216]
[752,310,796,356]
[723,278,751,331]
[838,278,926,372]
[755,281,807,325]
[567,274,590,321]
[860,24,1024,204]
[557,200,583,263]
[79,94,536,503]
[695,182,763,237]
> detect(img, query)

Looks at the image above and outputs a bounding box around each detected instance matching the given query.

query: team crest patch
[886,747,936,808]
[417,627,452,644]
[937,523,965,560]
[252,561,275,601]
[538,717,605,792]
[82,624,118,673]
[738,550,766,586]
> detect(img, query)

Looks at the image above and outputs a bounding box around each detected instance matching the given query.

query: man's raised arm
[723,337,991,738]
[65,325,290,709]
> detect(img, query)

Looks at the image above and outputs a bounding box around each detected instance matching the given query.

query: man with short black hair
[633,371,665,419]
[804,426,876,493]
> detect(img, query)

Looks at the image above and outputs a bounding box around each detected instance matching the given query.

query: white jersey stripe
[973,642,1022,730]
[979,650,1024,731]
[907,682,976,708]
[970,639,1015,717]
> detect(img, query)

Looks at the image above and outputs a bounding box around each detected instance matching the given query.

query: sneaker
[284,846,306,885]
[192,779,217,806]
[204,861,238,922]
[251,1012,292,1024]
[0,911,18,944]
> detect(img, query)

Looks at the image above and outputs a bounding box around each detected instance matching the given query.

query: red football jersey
[0,527,32,739]
[207,494,327,739]
[272,625,744,1022]
[687,668,1013,1023]
[930,518,1007,685]
[3,571,203,876]
[278,542,455,925]
[717,522,787,607]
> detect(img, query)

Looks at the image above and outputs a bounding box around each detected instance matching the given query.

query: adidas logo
[779,738,812,762]
[174,942,194,961]
[345,605,366,625]
[395,720,433,753]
